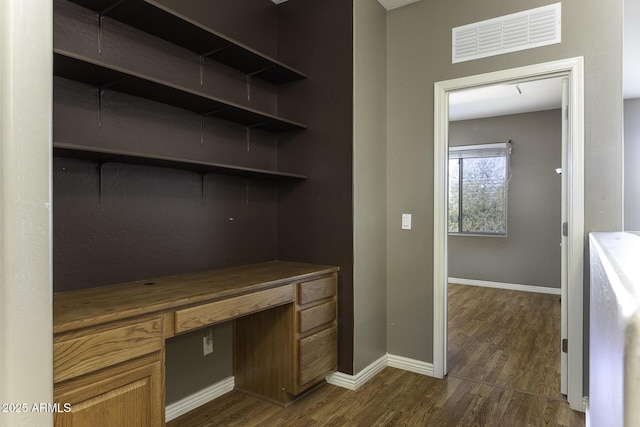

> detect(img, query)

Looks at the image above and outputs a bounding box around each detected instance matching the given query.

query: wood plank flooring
[447,283,563,400]
[167,285,585,426]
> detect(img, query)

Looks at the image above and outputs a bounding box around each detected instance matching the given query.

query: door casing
[432,57,585,411]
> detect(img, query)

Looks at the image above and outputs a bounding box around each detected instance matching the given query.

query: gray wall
[449,110,562,288]
[353,0,388,373]
[386,0,623,365]
[625,98,640,231]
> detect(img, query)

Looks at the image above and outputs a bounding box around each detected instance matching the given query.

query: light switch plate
[402,214,412,230]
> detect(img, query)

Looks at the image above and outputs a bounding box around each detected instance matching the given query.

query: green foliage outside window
[448,145,509,235]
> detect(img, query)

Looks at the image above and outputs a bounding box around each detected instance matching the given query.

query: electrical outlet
[203,328,214,355]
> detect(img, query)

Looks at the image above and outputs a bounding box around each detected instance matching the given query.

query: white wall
[0,0,53,425]
[589,232,640,427]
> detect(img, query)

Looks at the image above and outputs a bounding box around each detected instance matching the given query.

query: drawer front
[54,318,162,383]
[299,326,337,386]
[298,275,337,306]
[299,301,336,333]
[174,284,293,334]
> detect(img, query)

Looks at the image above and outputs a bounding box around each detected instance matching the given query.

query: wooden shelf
[65,0,306,85]
[54,142,307,181]
[53,49,306,133]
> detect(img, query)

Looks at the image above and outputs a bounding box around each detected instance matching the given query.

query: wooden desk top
[53,261,339,334]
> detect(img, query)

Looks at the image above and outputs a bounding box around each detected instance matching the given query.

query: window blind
[448,141,511,159]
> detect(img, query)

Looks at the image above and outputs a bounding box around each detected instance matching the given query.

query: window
[448,142,511,235]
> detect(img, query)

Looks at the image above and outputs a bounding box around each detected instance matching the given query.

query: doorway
[432,58,585,411]
[446,77,565,398]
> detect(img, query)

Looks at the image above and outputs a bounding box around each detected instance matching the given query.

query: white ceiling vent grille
[452,3,561,63]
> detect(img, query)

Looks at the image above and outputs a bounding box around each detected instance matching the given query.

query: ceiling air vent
[452,3,561,63]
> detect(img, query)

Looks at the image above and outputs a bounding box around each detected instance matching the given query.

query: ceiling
[449,78,564,121]
[624,0,640,99]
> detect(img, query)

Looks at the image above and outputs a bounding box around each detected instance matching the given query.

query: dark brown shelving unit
[53,142,307,181]
[65,0,306,84]
[53,49,307,133]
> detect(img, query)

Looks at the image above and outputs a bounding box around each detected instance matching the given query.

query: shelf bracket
[96,1,127,54]
[99,0,126,17]
[202,107,228,118]
[201,45,233,58]
[199,56,205,87]
[246,127,251,153]
[248,65,276,78]
[245,179,250,206]
[248,121,271,132]
[97,14,104,54]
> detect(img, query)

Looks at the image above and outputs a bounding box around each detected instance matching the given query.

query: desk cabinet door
[54,359,163,427]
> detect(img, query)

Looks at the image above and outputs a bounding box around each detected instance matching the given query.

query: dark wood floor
[448,283,563,400]
[167,285,585,426]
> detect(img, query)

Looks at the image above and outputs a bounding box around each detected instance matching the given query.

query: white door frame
[432,57,585,411]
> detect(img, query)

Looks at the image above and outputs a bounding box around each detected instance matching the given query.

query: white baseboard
[326,353,434,391]
[387,354,434,376]
[326,354,387,390]
[165,376,235,422]
[166,354,436,418]
[449,277,562,295]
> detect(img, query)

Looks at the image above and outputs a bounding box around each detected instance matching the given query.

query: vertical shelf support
[97,14,104,54]
[199,56,205,87]
[200,115,205,145]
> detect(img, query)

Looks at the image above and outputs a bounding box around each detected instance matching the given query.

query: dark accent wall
[53,0,281,291]
[53,0,354,400]
[155,0,278,57]
[276,0,355,375]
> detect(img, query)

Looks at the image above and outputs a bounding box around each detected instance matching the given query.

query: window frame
[448,141,511,237]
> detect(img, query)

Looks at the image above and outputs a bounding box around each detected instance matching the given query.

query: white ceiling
[449,78,564,121]
[624,0,640,99]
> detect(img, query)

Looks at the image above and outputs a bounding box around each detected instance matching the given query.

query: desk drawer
[54,317,162,383]
[298,275,337,306]
[299,326,337,386]
[299,301,336,333]
[174,285,293,334]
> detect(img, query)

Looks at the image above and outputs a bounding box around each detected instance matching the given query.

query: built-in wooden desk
[53,261,339,426]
